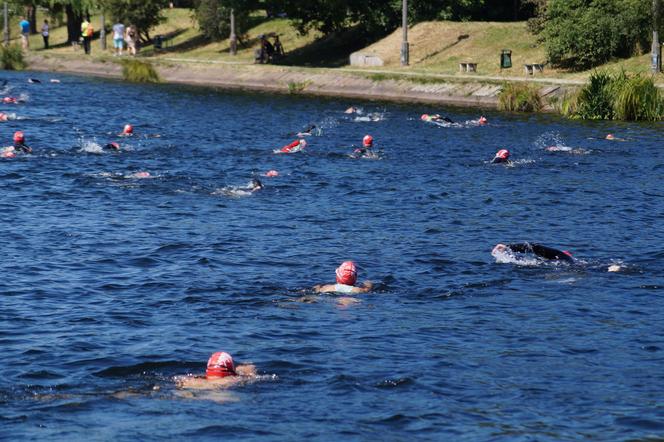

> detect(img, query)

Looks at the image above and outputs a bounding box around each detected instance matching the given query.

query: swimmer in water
[174,351,258,390]
[248,178,263,192]
[313,261,373,294]
[0,112,16,121]
[119,124,133,137]
[264,170,279,177]
[492,242,574,262]
[12,131,31,154]
[345,106,359,114]
[421,114,454,124]
[2,97,18,104]
[297,124,317,137]
[491,149,510,164]
[277,139,307,154]
[104,142,120,151]
[478,116,488,125]
[351,134,378,159]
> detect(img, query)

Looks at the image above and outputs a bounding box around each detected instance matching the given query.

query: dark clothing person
[503,243,574,262]
[273,36,284,60]
[42,20,50,49]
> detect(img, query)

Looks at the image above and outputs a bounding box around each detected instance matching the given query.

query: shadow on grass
[274,26,389,68]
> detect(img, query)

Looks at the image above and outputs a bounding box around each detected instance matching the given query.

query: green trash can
[154,35,163,50]
[500,49,512,69]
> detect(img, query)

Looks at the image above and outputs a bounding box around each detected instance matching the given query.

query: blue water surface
[0,71,663,441]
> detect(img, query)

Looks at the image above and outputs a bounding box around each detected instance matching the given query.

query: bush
[542,0,652,70]
[498,82,542,112]
[0,45,26,70]
[121,59,160,83]
[567,70,663,121]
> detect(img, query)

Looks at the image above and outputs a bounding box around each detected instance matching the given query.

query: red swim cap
[266,170,279,177]
[206,351,236,378]
[363,135,373,147]
[479,116,488,124]
[3,97,16,104]
[13,131,24,142]
[562,250,573,258]
[335,261,357,286]
[109,142,120,150]
[495,149,510,160]
[123,124,133,134]
[420,114,429,121]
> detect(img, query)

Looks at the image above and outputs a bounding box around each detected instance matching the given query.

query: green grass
[19,8,664,85]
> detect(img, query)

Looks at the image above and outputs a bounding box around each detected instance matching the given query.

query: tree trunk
[65,4,82,44]
[28,4,36,34]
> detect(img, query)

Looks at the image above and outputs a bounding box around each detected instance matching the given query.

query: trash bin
[500,49,512,69]
[154,35,163,50]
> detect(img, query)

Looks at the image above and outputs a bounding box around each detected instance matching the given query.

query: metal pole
[653,0,662,73]
[230,8,237,55]
[100,12,106,50]
[400,0,409,66]
[3,2,9,46]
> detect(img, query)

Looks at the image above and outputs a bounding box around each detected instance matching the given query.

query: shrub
[498,82,542,112]
[542,0,651,70]
[121,59,160,83]
[568,70,664,120]
[0,45,26,70]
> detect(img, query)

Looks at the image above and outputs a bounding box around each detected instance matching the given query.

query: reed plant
[570,70,663,121]
[121,59,160,83]
[0,45,26,70]
[498,82,542,112]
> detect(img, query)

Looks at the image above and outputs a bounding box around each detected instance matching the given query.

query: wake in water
[212,179,263,197]
[536,131,592,155]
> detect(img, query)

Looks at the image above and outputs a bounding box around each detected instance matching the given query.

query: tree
[99,0,168,42]
[542,0,652,70]
[193,0,257,41]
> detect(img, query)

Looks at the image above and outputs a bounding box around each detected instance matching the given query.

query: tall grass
[121,59,160,83]
[0,45,26,70]
[498,82,542,112]
[569,70,664,121]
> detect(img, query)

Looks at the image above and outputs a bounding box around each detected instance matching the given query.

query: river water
[0,71,662,440]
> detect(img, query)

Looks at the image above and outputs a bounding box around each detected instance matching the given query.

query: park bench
[524,63,545,75]
[459,62,478,73]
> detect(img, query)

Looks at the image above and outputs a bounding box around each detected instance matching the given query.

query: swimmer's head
[250,178,263,190]
[13,131,24,143]
[2,97,15,104]
[345,107,356,114]
[299,139,307,148]
[420,114,429,121]
[335,261,357,286]
[605,134,614,140]
[108,142,120,150]
[363,135,373,148]
[479,116,488,125]
[265,170,279,177]
[122,124,133,135]
[206,351,236,378]
[495,149,510,160]
[0,113,7,121]
[492,243,507,257]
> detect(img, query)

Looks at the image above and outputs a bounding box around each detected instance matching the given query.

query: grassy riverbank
[17,7,664,84]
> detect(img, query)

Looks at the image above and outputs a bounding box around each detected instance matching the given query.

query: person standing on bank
[81,17,93,55]
[112,21,125,56]
[41,20,49,49]
[19,17,30,50]
[125,25,138,56]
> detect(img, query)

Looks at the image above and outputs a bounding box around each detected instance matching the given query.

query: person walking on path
[41,20,49,49]
[81,17,93,55]
[19,17,30,50]
[112,21,125,56]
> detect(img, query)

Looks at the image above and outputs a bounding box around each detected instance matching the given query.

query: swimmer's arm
[313,284,336,293]
[352,281,373,293]
[236,364,256,377]
[504,243,533,254]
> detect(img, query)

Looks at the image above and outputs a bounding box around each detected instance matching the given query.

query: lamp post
[230,8,237,55]
[400,0,409,66]
[653,0,662,73]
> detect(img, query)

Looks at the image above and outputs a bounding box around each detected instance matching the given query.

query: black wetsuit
[506,243,574,262]
[13,142,31,153]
